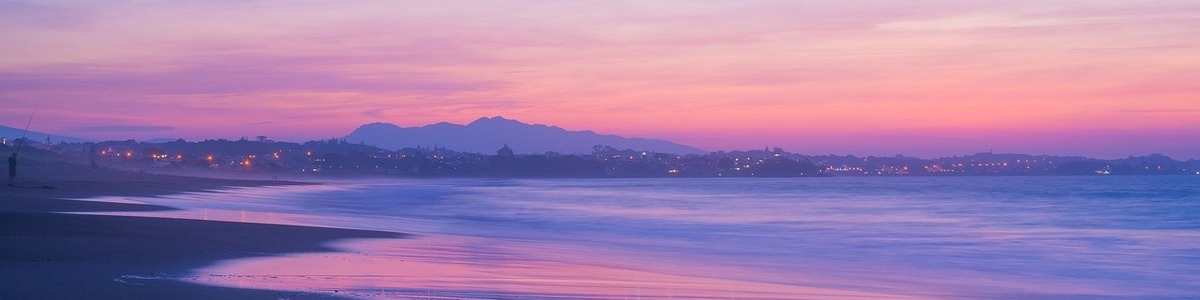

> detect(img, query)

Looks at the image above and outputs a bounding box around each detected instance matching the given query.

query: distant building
[496,144,514,157]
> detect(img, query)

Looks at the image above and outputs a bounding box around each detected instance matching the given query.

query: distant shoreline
[7,139,1195,178]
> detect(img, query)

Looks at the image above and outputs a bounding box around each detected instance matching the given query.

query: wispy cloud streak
[0,0,1196,158]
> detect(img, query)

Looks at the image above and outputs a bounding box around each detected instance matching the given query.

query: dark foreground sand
[0,172,403,299]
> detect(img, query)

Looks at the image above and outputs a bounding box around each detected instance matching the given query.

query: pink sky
[1,0,1198,158]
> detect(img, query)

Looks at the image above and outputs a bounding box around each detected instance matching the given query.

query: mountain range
[344,116,705,155]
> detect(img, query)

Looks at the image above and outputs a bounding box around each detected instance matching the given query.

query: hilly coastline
[344,116,705,155]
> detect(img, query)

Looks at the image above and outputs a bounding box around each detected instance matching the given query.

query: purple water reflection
[79,177,1200,299]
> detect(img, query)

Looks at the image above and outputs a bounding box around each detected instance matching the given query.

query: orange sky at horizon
[1,0,1198,158]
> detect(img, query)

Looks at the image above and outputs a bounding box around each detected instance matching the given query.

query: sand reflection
[187,235,928,300]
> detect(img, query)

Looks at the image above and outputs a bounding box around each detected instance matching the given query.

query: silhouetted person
[7,153,16,186]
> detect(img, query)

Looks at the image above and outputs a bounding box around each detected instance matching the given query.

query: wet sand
[0,171,403,299]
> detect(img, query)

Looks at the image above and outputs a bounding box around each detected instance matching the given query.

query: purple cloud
[0,53,502,96]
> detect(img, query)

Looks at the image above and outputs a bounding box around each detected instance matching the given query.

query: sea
[88,176,1200,299]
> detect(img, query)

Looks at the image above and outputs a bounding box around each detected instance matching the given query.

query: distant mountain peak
[345,117,705,154]
[362,122,400,128]
[468,116,520,126]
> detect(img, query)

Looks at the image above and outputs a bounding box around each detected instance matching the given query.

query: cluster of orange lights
[98,148,189,160]
[145,153,187,160]
[96,148,134,158]
[93,150,314,166]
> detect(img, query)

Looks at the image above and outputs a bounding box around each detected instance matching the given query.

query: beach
[3,147,1197,299]
[0,166,402,300]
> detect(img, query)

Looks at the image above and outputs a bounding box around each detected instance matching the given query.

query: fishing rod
[15,111,34,155]
[10,111,53,190]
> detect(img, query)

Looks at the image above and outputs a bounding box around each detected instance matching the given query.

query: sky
[1,0,1198,159]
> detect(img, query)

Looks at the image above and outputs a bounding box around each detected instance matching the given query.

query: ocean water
[91,176,1200,299]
